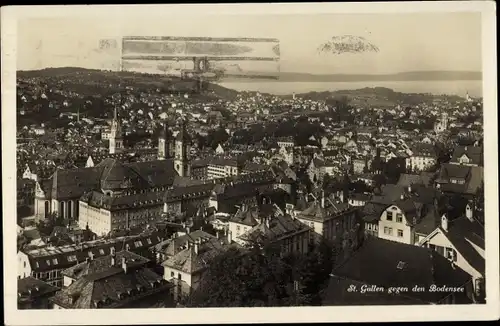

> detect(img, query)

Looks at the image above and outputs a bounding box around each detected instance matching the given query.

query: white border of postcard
[2,2,498,324]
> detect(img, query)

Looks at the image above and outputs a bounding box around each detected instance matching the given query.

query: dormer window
[459,155,470,164]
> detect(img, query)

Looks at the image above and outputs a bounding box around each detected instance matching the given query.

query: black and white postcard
[2,2,498,324]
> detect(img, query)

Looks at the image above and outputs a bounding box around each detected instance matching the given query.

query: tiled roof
[23,231,165,273]
[414,206,440,236]
[81,188,165,211]
[52,260,170,309]
[164,183,215,203]
[450,146,482,165]
[18,276,60,301]
[162,237,231,274]
[411,143,437,158]
[441,217,485,275]
[162,230,217,258]
[436,164,483,195]
[61,250,149,280]
[99,159,151,191]
[298,198,353,223]
[229,206,262,227]
[46,159,178,201]
[397,173,432,187]
[240,215,310,244]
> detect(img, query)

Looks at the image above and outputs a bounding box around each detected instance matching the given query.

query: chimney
[194,242,199,255]
[121,257,127,274]
[186,241,190,249]
[186,226,191,234]
[111,255,115,266]
[441,214,448,232]
[88,252,94,261]
[400,193,405,200]
[321,190,325,208]
[227,230,232,243]
[216,231,220,239]
[408,184,412,193]
[466,203,474,221]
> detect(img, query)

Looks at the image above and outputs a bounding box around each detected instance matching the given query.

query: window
[52,258,58,265]
[178,273,182,281]
[171,271,174,277]
[99,249,105,255]
[396,214,403,223]
[397,229,403,238]
[384,227,393,236]
[386,212,393,221]
[46,260,51,266]
[445,247,457,262]
[147,239,152,245]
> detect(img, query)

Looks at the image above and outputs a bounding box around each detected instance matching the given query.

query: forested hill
[284,87,466,107]
[17,67,240,101]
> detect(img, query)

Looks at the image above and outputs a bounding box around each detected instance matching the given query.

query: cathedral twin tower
[158,121,192,177]
[109,106,192,177]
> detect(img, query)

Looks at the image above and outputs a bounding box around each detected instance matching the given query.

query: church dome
[98,158,149,191]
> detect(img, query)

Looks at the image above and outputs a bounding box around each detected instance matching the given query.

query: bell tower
[158,123,174,160]
[109,106,123,154]
[174,120,192,177]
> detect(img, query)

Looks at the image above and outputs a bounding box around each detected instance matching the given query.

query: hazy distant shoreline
[16,67,483,97]
[222,70,482,83]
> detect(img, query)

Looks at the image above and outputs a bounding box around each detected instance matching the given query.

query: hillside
[17,68,468,115]
[285,87,465,107]
[17,67,240,101]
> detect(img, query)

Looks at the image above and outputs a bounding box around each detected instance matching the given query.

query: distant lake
[219,80,483,97]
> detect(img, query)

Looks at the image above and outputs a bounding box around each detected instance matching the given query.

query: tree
[383,158,406,184]
[187,239,338,307]
[36,212,67,237]
[349,180,371,193]
[206,127,230,150]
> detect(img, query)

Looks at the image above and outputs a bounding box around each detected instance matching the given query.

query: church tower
[441,111,448,130]
[174,120,192,177]
[158,123,174,160]
[109,106,124,154]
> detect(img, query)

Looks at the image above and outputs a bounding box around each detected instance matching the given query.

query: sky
[17,11,482,75]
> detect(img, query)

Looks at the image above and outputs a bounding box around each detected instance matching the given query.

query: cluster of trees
[325,96,356,125]
[185,239,338,307]
[196,127,230,150]
[35,212,67,237]
[230,119,325,147]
